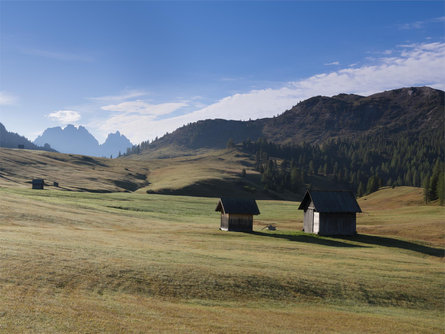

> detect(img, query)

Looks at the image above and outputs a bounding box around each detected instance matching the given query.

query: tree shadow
[335,234,445,258]
[250,231,364,248]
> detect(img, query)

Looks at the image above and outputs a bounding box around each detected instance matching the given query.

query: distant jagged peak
[102,131,132,146]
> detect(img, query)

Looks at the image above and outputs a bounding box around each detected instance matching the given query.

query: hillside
[0,146,278,198]
[0,122,53,151]
[0,148,149,192]
[0,146,349,199]
[123,87,443,198]
[134,86,443,151]
[357,186,445,246]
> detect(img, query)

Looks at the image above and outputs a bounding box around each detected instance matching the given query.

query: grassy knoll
[357,186,445,247]
[0,187,444,333]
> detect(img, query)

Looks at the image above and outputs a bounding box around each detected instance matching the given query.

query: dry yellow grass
[0,147,268,198]
[357,186,445,246]
[0,148,150,192]
[124,147,256,193]
[0,187,443,333]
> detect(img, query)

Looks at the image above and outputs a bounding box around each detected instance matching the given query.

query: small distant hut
[32,179,44,190]
[298,190,361,236]
[215,197,260,232]
[17,144,24,149]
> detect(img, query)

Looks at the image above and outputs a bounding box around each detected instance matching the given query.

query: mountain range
[137,86,443,151]
[33,125,132,157]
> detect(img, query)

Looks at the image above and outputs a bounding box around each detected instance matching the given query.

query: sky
[0,1,444,144]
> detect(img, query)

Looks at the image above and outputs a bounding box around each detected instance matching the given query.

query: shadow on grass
[250,231,364,248]
[336,234,445,258]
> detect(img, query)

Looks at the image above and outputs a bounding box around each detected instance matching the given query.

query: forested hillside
[124,87,444,201]
[240,132,444,203]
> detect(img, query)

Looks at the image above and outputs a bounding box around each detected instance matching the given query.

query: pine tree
[438,172,444,205]
[357,182,364,197]
[423,176,430,204]
[366,176,379,194]
[226,138,235,149]
[429,160,441,200]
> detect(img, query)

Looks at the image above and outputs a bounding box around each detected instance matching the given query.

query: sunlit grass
[0,186,443,333]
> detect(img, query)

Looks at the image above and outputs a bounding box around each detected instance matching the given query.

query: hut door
[313,212,320,233]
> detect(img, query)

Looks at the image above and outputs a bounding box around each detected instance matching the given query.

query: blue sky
[1,1,444,144]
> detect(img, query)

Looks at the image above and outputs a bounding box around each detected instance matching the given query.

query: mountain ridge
[131,86,443,153]
[34,125,132,157]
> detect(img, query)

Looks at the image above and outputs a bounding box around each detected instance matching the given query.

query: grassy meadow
[0,186,444,333]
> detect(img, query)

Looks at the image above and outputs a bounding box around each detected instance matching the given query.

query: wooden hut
[215,198,260,232]
[298,190,361,236]
[32,179,44,190]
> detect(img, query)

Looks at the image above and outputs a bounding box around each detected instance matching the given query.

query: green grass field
[0,186,444,333]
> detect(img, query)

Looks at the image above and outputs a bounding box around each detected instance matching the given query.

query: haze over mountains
[33,125,132,157]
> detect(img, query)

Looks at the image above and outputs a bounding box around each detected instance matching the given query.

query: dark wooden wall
[318,213,356,236]
[220,214,253,232]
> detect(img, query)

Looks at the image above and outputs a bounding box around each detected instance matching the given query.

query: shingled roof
[298,190,362,213]
[215,197,260,215]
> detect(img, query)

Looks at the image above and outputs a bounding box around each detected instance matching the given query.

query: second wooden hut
[215,198,260,232]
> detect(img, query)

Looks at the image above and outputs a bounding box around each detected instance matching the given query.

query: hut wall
[32,180,44,190]
[227,214,253,232]
[313,212,320,233]
[318,213,356,235]
[220,213,230,231]
[303,201,315,233]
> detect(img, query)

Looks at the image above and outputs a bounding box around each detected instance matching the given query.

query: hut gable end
[216,198,260,232]
[215,197,260,215]
[298,190,360,236]
[298,190,361,213]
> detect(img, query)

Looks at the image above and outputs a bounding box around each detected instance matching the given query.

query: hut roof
[215,197,260,215]
[298,190,362,213]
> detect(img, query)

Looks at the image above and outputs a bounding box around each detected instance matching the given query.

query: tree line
[239,133,444,203]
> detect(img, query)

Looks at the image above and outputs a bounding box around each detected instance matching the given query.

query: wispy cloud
[398,16,445,30]
[47,110,81,124]
[94,41,445,144]
[324,61,340,66]
[21,48,93,62]
[95,101,188,142]
[0,91,17,105]
[89,90,150,102]
[101,101,188,117]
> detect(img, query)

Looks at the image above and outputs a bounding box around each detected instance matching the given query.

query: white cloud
[324,61,340,66]
[0,91,17,105]
[101,100,188,117]
[89,90,149,102]
[95,41,445,144]
[47,110,81,124]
